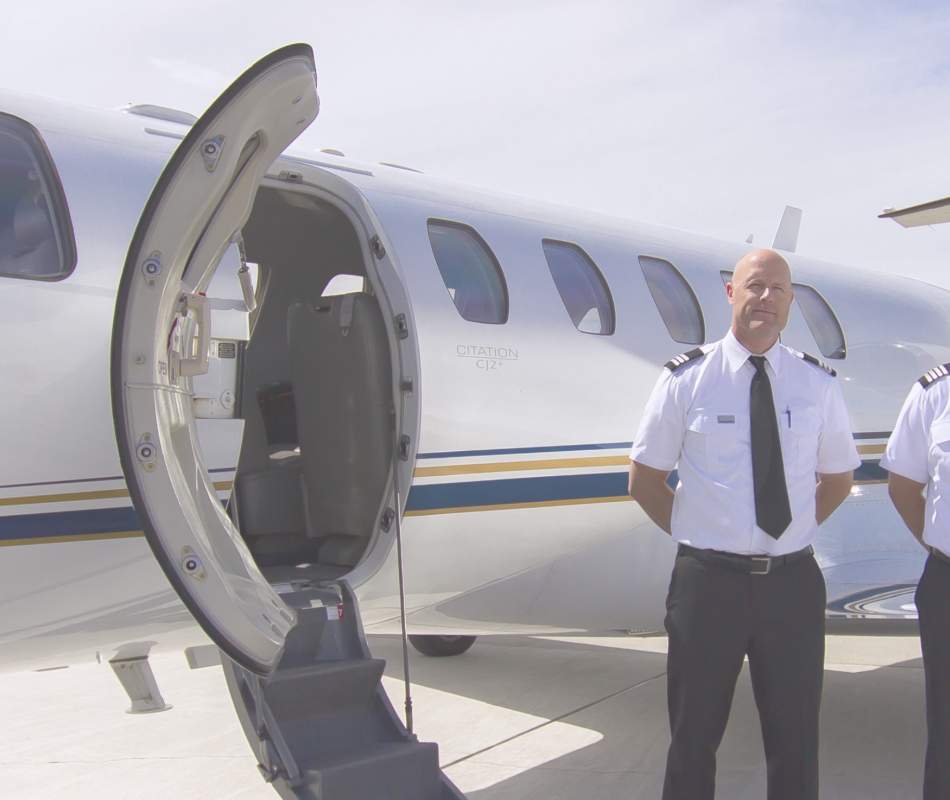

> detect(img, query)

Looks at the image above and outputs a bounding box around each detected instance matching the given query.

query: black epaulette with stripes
[665,347,707,373]
[919,363,950,389]
[791,349,836,377]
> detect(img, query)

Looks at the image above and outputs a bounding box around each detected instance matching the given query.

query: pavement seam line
[0,756,253,765]
[440,669,668,769]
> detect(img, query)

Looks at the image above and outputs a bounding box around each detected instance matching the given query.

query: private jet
[1,44,944,798]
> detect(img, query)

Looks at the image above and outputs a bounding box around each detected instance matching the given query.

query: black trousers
[916,553,950,800]
[662,548,826,800]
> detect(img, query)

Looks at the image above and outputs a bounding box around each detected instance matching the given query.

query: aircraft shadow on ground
[371,635,926,800]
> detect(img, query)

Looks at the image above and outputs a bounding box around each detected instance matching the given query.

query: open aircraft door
[111,44,319,674]
[111,45,460,798]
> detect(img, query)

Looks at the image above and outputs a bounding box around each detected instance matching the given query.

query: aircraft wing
[879,195,950,227]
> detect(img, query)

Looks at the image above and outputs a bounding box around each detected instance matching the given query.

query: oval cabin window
[427,220,508,324]
[640,255,705,344]
[542,239,615,335]
[793,283,847,359]
[0,113,76,281]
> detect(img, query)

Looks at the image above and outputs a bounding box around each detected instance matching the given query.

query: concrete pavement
[0,632,925,799]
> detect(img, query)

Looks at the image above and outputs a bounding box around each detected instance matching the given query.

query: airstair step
[221,581,465,798]
[276,606,334,668]
[264,658,385,721]
[302,741,442,800]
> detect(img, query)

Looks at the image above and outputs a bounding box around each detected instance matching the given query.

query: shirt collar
[721,329,782,376]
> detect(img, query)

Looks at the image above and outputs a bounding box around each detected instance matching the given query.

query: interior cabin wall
[233,187,378,575]
[240,188,368,473]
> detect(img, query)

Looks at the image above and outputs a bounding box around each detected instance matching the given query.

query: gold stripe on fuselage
[414,455,630,478]
[0,530,144,547]
[0,488,130,507]
[0,481,233,508]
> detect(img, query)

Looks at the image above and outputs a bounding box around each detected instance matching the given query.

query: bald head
[733,249,791,288]
[727,248,794,353]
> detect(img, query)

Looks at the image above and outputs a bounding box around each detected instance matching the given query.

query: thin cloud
[148,57,230,93]
[0,1,949,283]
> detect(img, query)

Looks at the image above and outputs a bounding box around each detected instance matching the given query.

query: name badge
[717,414,735,424]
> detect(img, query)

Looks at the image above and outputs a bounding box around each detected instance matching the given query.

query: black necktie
[748,356,792,538]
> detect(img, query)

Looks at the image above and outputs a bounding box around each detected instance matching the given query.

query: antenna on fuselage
[772,205,802,252]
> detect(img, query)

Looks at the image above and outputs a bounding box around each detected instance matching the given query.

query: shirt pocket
[685,411,747,473]
[929,421,950,453]
[928,421,950,478]
[783,407,821,472]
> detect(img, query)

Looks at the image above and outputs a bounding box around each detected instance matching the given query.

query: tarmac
[0,631,926,799]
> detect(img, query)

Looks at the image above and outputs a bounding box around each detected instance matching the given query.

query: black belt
[929,546,950,565]
[677,543,814,576]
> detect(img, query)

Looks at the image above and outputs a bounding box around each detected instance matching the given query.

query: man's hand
[628,460,674,534]
[887,472,927,545]
[815,471,853,524]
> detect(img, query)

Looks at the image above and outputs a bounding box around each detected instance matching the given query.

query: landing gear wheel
[408,634,477,657]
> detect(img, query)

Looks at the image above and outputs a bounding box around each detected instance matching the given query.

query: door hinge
[141,252,162,285]
[394,313,409,340]
[200,136,225,172]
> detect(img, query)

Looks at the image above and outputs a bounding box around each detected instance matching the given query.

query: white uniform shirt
[881,374,950,554]
[630,331,860,556]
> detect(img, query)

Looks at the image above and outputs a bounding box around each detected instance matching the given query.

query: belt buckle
[750,556,772,575]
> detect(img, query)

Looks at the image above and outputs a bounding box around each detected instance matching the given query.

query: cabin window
[427,220,508,324]
[793,283,847,359]
[0,113,76,281]
[541,240,615,335]
[640,256,705,344]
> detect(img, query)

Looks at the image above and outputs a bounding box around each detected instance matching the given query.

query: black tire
[408,634,477,657]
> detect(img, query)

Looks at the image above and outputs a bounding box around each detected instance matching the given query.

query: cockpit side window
[793,282,847,359]
[427,219,508,324]
[640,255,705,344]
[0,113,76,281]
[542,239,615,335]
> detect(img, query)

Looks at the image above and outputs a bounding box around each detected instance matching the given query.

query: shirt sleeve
[816,377,861,474]
[880,383,930,484]
[629,369,686,471]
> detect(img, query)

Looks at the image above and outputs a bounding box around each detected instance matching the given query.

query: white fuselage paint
[0,91,943,671]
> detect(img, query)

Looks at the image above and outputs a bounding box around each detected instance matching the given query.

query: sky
[4,0,950,285]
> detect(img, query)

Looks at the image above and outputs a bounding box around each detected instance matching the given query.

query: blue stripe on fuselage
[405,472,629,511]
[0,454,889,540]
[0,506,141,541]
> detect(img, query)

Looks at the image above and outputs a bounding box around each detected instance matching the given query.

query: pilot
[881,366,950,799]
[628,248,859,800]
